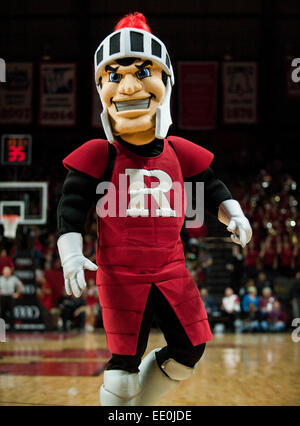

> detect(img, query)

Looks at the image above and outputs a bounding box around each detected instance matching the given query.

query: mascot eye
[136,68,151,80]
[109,72,122,83]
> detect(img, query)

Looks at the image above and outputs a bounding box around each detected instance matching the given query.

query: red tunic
[64,136,214,355]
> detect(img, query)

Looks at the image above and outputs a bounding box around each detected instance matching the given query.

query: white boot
[137,348,195,406]
[100,369,141,406]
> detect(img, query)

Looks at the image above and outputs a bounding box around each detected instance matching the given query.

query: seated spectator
[221,287,241,331]
[242,286,259,313]
[0,249,14,274]
[260,301,287,332]
[36,270,54,311]
[258,287,277,320]
[256,271,272,295]
[56,290,86,332]
[200,288,218,316]
[242,303,261,332]
[0,266,23,331]
[35,270,55,330]
[239,278,256,298]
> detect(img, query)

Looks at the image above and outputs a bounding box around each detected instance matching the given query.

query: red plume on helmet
[114,12,152,33]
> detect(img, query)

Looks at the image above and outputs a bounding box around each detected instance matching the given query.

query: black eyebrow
[135,60,153,69]
[105,64,119,72]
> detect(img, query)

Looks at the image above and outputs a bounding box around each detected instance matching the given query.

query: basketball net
[0,215,20,239]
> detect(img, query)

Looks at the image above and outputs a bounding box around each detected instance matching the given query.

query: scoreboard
[1,134,32,165]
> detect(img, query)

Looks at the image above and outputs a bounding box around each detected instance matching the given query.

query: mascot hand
[218,200,252,248]
[57,232,98,297]
[227,216,252,248]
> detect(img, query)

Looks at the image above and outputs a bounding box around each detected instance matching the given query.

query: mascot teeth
[115,98,150,112]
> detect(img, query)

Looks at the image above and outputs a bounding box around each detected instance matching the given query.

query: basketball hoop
[0,214,20,239]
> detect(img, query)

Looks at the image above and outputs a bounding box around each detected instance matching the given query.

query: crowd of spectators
[0,248,101,333]
[235,169,299,279]
[200,285,288,333]
[35,272,101,333]
[183,167,299,333]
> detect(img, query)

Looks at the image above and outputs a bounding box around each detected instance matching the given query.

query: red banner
[39,62,77,126]
[178,62,218,130]
[222,61,258,124]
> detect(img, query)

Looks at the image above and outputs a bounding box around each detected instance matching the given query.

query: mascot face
[94,12,174,144]
[100,58,166,145]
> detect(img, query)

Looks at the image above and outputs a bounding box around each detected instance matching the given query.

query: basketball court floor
[0,330,299,406]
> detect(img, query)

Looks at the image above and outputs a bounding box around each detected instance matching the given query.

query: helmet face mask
[94,27,174,144]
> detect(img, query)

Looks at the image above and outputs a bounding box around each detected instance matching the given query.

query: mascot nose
[119,74,143,95]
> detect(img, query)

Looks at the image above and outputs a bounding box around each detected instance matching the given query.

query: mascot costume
[57,12,252,406]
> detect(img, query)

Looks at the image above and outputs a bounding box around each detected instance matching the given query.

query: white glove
[57,232,98,298]
[218,200,252,248]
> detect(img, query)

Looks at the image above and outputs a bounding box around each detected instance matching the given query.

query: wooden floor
[0,330,299,406]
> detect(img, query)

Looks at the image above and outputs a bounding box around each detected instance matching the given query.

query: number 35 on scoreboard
[1,134,32,166]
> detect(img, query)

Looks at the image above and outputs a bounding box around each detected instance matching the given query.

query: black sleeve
[57,144,116,237]
[57,169,99,236]
[187,167,232,217]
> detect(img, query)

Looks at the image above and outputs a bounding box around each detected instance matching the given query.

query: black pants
[0,296,15,330]
[106,284,206,373]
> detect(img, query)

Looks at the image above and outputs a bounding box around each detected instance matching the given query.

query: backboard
[0,182,48,228]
